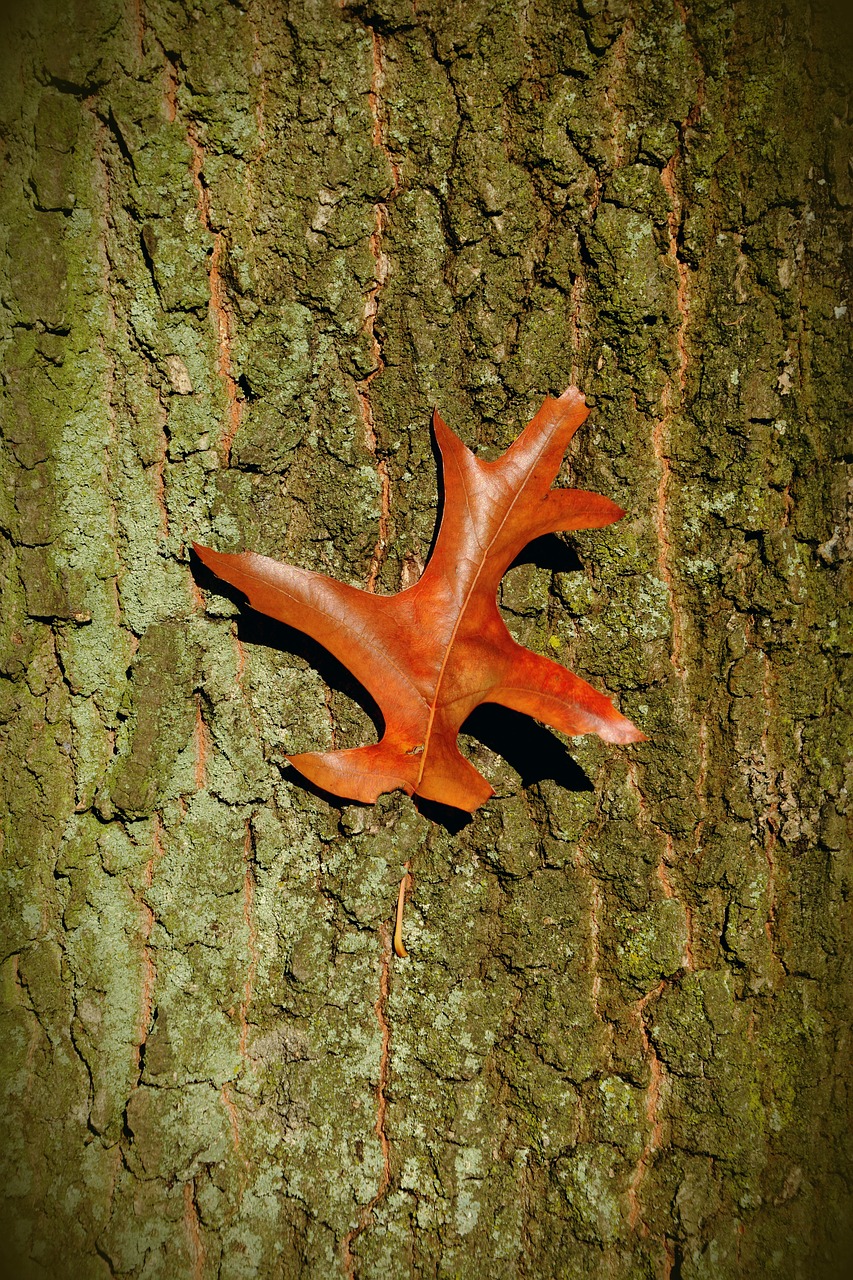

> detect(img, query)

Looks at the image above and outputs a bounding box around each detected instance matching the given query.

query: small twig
[393,862,411,958]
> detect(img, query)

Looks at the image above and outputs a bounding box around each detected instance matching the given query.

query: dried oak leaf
[194,386,644,813]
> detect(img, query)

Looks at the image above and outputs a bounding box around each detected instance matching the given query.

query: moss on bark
[1,0,850,1277]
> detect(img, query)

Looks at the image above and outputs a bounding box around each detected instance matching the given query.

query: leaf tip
[604,719,648,745]
[557,384,587,407]
[191,540,215,565]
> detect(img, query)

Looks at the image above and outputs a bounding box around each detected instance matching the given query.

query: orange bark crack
[657,80,702,682]
[627,981,667,1231]
[358,27,400,592]
[189,129,242,464]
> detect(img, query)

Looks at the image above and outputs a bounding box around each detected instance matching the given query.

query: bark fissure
[627,983,667,1232]
[1,1,849,1275]
[182,1178,206,1280]
[356,21,400,594]
[188,126,243,465]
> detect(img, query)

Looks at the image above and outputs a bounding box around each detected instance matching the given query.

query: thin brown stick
[393,863,410,958]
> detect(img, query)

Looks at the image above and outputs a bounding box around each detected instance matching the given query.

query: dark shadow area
[276,761,356,814]
[424,415,446,566]
[508,532,583,574]
[191,547,385,733]
[462,704,594,793]
[413,796,474,834]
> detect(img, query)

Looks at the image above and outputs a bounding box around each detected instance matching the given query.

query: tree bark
[1,1,850,1277]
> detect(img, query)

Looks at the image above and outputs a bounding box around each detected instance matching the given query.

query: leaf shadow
[412,796,474,835]
[191,546,592,829]
[461,704,594,794]
[237,606,385,734]
[509,532,584,574]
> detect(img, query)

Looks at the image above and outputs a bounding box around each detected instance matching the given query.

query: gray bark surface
[0,1,851,1277]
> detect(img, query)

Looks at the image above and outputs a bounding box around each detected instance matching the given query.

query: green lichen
[0,0,850,1277]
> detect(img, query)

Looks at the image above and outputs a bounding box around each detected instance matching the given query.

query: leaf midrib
[415,430,553,787]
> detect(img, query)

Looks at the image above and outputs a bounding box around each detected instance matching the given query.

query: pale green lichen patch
[0,0,850,1276]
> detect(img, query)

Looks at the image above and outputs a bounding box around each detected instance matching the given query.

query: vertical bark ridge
[0,1,849,1277]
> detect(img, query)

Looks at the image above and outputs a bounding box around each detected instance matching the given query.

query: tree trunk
[1,0,850,1276]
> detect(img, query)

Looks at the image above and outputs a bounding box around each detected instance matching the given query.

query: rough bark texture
[1,1,851,1277]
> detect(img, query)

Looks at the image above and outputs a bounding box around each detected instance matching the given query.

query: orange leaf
[194,386,645,812]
